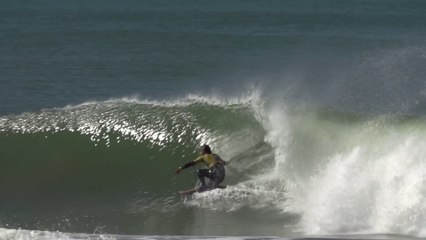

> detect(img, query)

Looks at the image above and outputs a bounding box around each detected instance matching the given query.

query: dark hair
[201,144,212,154]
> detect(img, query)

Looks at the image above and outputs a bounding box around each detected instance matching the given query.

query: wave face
[1,94,426,238]
[0,96,275,235]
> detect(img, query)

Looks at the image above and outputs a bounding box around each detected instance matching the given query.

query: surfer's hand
[175,167,182,175]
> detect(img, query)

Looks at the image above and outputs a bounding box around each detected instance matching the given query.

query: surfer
[175,145,226,192]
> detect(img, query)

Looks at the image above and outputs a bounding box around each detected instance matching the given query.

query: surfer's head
[201,144,212,154]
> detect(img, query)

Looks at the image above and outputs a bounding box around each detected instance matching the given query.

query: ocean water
[1,0,426,239]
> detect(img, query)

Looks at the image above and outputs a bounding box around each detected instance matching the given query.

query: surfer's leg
[197,168,220,192]
[209,165,225,189]
[196,169,210,189]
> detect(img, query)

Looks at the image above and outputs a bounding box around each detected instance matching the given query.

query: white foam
[231,94,426,237]
[288,121,426,237]
[0,228,282,240]
[185,183,288,212]
[0,228,75,240]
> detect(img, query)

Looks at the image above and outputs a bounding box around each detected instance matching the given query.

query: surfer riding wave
[175,145,226,193]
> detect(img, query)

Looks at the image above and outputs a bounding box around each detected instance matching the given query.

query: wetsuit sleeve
[181,161,196,169]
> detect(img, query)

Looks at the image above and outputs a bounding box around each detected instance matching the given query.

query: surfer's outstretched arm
[175,161,197,174]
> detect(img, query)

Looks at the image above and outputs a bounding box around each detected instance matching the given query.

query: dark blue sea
[1,0,426,239]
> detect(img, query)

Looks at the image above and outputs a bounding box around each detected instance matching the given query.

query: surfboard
[179,185,227,195]
[179,188,197,195]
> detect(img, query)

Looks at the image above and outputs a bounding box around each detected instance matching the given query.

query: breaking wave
[1,92,426,237]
